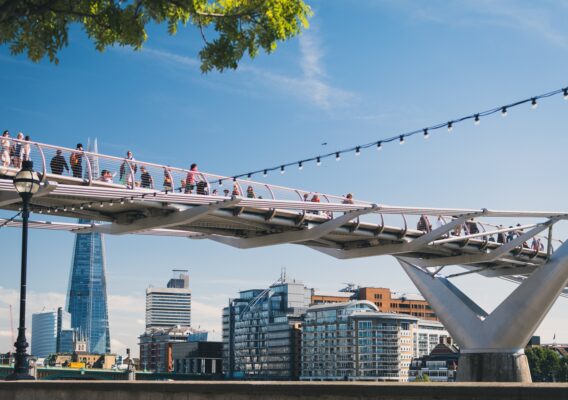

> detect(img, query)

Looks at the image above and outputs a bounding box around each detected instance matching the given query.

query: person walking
[119,151,137,186]
[12,132,24,168]
[140,166,154,189]
[22,135,31,161]
[70,143,84,178]
[246,186,256,198]
[185,163,198,194]
[163,167,173,191]
[1,130,11,168]
[50,149,69,175]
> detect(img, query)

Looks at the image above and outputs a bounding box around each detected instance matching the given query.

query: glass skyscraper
[66,138,111,354]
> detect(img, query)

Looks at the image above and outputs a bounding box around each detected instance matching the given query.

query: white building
[31,307,70,358]
[145,270,191,329]
[300,301,447,382]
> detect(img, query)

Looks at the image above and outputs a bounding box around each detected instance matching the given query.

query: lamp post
[6,160,40,381]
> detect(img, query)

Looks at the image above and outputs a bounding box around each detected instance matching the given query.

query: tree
[526,347,562,382]
[0,0,312,72]
[414,373,430,382]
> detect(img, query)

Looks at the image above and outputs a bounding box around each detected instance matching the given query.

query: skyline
[2,0,568,357]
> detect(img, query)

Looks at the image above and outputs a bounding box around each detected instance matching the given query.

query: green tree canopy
[0,0,312,72]
[526,347,564,382]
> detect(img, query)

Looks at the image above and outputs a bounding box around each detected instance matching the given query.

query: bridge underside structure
[1,139,568,382]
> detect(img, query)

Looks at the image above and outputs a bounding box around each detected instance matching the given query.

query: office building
[31,307,70,358]
[146,270,191,329]
[172,341,223,376]
[222,277,311,380]
[139,326,202,372]
[300,301,446,382]
[66,138,111,355]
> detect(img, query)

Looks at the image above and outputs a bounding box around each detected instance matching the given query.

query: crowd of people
[1,130,32,168]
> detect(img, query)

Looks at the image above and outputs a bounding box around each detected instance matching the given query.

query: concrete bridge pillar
[397,239,568,382]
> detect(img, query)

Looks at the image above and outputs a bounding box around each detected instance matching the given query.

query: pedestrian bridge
[1,138,568,382]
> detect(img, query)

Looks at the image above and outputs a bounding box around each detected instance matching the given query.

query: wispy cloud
[126,33,356,111]
[385,0,568,48]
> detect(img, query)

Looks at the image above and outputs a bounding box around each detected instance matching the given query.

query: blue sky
[1,0,568,356]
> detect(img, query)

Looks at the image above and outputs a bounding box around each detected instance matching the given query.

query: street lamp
[6,160,40,381]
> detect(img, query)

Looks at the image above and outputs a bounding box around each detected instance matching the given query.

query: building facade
[222,278,311,380]
[409,337,459,382]
[300,301,446,382]
[31,307,70,358]
[66,218,111,354]
[172,341,223,376]
[139,326,202,372]
[146,270,191,329]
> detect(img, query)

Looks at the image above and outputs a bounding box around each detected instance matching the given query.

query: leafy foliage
[526,347,567,382]
[0,0,312,72]
[413,374,431,382]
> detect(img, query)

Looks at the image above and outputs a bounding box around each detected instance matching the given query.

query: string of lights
[218,85,568,184]
[29,189,166,216]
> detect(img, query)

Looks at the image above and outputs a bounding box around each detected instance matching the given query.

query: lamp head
[13,160,40,196]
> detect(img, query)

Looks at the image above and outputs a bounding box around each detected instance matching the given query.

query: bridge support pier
[396,239,568,382]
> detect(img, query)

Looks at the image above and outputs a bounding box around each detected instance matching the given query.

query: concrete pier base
[457,353,532,382]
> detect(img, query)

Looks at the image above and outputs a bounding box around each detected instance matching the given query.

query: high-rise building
[31,307,70,358]
[145,270,191,329]
[222,277,311,380]
[66,138,111,355]
[300,301,447,382]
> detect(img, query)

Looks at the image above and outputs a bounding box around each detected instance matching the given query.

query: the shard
[65,138,111,354]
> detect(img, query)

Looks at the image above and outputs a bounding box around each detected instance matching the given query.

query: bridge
[1,137,568,382]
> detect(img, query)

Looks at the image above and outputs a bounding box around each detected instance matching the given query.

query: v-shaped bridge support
[397,239,568,382]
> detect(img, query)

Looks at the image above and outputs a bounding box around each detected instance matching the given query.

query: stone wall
[1,381,568,400]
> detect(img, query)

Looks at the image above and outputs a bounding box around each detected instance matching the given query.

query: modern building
[300,301,447,382]
[311,286,439,322]
[146,270,191,329]
[66,138,111,355]
[58,329,76,354]
[172,341,223,376]
[222,277,311,380]
[409,337,459,382]
[31,307,70,358]
[139,326,204,372]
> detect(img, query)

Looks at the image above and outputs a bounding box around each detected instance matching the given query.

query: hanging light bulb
[474,114,480,125]
[129,197,134,204]
[355,147,361,156]
[263,170,267,177]
[280,165,285,174]
[563,88,568,100]
[233,177,237,182]
[109,200,114,207]
[298,161,303,170]
[316,157,321,166]
[120,199,125,205]
[71,206,75,211]
[399,135,405,145]
[247,173,252,179]
[54,208,58,213]
[100,202,104,208]
[531,98,538,109]
[47,208,51,214]
[88,202,93,208]
[80,205,84,210]
[335,152,341,161]
[39,209,43,214]
[63,206,67,212]
[447,122,453,133]
[376,142,382,151]
[218,179,223,186]
[423,129,429,139]
[501,107,507,117]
